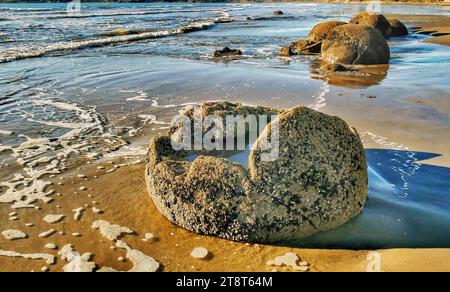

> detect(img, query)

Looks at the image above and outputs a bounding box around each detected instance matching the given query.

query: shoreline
[390,14,450,46]
[0,1,448,5]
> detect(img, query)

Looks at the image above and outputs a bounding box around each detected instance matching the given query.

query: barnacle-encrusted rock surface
[279,20,347,56]
[307,20,348,43]
[146,101,368,243]
[321,24,390,65]
[350,11,391,38]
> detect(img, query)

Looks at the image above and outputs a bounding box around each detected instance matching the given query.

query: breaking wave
[0,20,219,63]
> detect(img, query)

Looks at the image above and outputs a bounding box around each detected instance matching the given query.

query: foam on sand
[266,252,309,271]
[58,244,96,272]
[92,220,160,272]
[43,214,65,224]
[72,207,85,221]
[2,229,27,240]
[0,250,55,265]
[39,229,57,238]
[0,98,127,209]
[91,220,134,241]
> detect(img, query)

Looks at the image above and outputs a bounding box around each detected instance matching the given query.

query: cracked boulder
[279,20,346,56]
[321,24,390,65]
[146,101,368,243]
[350,11,391,38]
[307,20,348,43]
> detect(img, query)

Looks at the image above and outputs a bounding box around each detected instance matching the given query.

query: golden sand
[1,160,449,272]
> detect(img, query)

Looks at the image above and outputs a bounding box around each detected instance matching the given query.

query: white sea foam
[0,21,217,63]
[0,98,126,209]
[308,80,330,111]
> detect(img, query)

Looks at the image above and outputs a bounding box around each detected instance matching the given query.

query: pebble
[190,247,209,259]
[117,257,125,262]
[72,233,81,237]
[79,186,87,191]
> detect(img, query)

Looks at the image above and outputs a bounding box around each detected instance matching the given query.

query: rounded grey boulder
[321,24,390,65]
[146,102,368,243]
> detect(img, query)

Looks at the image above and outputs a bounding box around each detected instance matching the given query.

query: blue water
[1,2,449,248]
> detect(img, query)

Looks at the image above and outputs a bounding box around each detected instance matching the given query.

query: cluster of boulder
[280,12,408,68]
[146,101,368,243]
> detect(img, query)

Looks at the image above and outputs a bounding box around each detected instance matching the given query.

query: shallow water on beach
[1,3,450,249]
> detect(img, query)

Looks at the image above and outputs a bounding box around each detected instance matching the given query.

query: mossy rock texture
[146,101,368,243]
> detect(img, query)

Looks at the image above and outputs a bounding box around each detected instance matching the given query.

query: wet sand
[1,160,449,272]
[388,14,450,46]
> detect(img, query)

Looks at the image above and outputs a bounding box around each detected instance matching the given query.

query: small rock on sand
[92,207,102,214]
[190,247,209,259]
[2,229,27,240]
[43,214,65,224]
[72,233,81,237]
[79,186,87,191]
[145,233,154,240]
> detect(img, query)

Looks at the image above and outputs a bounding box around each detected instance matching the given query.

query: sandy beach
[1,160,449,272]
[1,2,450,272]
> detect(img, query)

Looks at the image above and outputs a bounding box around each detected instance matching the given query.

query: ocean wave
[2,8,229,21]
[0,21,218,63]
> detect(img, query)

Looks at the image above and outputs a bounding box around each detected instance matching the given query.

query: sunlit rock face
[321,24,390,65]
[146,101,368,243]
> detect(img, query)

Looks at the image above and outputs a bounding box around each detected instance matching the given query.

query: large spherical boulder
[387,19,408,37]
[307,20,347,43]
[350,11,390,38]
[321,24,390,65]
[146,101,368,243]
